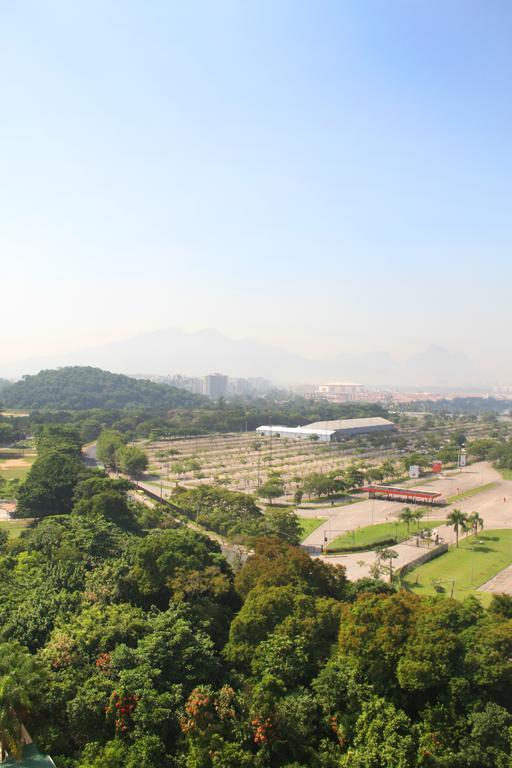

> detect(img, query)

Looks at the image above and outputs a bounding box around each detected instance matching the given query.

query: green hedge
[325,536,396,554]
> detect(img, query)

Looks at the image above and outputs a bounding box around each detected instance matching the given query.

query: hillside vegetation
[1,366,204,411]
[2,424,512,767]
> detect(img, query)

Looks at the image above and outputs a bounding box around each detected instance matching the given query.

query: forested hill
[1,366,205,410]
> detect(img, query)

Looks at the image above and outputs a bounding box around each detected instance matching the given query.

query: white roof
[256,426,336,436]
[256,417,394,435]
[305,417,394,430]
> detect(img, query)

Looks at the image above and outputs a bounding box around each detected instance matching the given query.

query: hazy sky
[1,1,511,375]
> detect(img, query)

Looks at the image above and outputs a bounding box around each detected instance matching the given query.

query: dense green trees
[96,431,148,478]
[2,367,203,410]
[15,449,86,518]
[3,422,512,768]
[0,642,46,759]
[0,418,26,447]
[96,430,126,470]
[117,446,149,478]
[173,485,302,543]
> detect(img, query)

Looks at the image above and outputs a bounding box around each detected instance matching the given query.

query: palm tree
[468,511,484,537]
[412,508,425,529]
[447,508,468,548]
[399,507,414,534]
[0,642,45,760]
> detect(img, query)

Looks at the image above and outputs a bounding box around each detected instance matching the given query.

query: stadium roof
[305,417,394,431]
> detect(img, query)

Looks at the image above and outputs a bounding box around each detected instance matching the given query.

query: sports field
[403,529,512,604]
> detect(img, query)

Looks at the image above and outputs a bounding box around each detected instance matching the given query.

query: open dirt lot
[143,432,398,499]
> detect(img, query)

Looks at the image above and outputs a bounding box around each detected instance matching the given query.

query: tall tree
[117,445,148,479]
[447,508,468,548]
[96,430,125,471]
[398,507,414,534]
[468,510,484,537]
[15,449,85,519]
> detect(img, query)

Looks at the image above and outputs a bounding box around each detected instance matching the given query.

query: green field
[0,455,36,481]
[299,517,327,541]
[446,482,496,504]
[0,520,31,539]
[499,468,512,480]
[328,517,444,551]
[403,529,512,604]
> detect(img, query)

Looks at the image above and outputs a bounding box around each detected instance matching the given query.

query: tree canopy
[1,367,204,410]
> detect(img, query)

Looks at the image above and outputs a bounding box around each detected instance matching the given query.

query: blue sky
[1,1,511,377]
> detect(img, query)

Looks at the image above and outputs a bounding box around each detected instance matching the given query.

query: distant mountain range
[0,327,484,387]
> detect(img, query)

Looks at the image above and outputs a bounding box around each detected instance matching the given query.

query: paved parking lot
[301,462,512,584]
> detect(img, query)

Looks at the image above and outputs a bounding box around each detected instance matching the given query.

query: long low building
[256,416,396,443]
[359,485,443,505]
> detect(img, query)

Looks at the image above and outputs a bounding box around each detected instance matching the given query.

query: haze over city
[2,1,512,382]
[4,5,512,767]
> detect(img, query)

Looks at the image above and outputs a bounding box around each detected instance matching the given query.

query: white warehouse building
[256,417,396,443]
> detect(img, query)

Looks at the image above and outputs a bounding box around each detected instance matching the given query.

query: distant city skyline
[0,326,505,387]
[1,2,511,377]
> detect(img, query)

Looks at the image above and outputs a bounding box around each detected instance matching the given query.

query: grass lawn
[0,455,36,482]
[499,469,512,480]
[299,517,327,541]
[328,517,445,551]
[446,482,496,504]
[0,520,31,539]
[302,496,361,509]
[403,529,512,605]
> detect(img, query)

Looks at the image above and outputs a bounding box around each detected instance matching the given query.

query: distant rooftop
[305,417,394,430]
[321,382,361,386]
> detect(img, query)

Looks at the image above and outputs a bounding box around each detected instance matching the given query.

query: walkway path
[479,565,512,596]
[302,462,512,580]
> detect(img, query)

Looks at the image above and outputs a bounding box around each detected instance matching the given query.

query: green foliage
[117,445,149,478]
[2,413,512,768]
[256,472,285,504]
[15,449,86,518]
[0,418,26,447]
[35,424,82,456]
[2,366,203,410]
[96,430,125,470]
[263,507,302,545]
[0,641,47,759]
[339,697,415,768]
[173,485,264,540]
